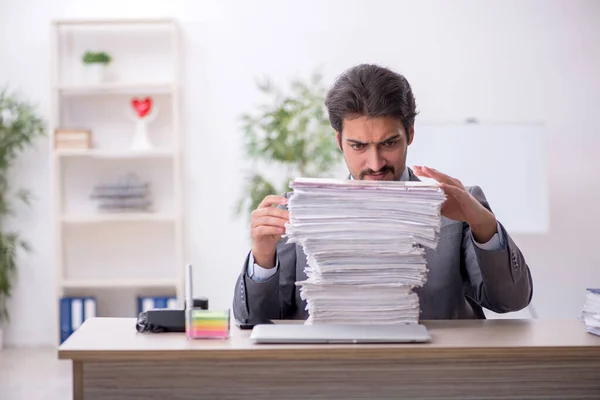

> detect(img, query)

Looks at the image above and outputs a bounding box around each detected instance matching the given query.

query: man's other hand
[250,195,289,269]
[413,166,498,243]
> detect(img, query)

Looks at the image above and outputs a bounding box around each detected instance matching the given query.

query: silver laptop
[250,323,430,344]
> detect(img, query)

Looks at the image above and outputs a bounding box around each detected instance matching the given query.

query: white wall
[1,0,599,346]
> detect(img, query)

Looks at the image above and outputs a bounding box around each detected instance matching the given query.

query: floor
[0,347,72,400]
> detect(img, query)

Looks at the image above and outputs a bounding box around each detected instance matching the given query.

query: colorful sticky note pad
[186,309,230,339]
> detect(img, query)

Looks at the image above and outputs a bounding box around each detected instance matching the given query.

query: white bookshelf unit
[50,19,184,343]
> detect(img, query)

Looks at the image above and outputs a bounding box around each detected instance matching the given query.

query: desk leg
[72,361,83,400]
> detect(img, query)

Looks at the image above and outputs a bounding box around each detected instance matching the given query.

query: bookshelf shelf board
[54,148,175,159]
[61,279,179,289]
[55,83,176,96]
[61,213,177,224]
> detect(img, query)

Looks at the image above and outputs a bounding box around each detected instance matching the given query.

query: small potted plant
[81,50,112,84]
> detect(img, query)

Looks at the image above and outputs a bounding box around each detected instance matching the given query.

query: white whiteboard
[406,123,549,234]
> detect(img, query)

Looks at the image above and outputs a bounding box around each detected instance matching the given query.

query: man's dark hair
[324,64,418,142]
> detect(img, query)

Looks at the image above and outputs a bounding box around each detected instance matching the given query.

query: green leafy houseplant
[82,51,112,65]
[0,87,45,324]
[236,70,342,218]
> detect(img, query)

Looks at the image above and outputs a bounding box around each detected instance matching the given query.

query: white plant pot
[83,63,107,84]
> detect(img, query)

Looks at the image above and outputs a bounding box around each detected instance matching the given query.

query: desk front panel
[80,355,600,400]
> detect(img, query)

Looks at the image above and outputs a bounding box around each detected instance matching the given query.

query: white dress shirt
[247,168,505,281]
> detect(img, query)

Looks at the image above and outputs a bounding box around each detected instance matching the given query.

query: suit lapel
[407,167,420,182]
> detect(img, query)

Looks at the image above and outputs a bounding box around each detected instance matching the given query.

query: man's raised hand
[413,165,498,243]
[250,195,289,269]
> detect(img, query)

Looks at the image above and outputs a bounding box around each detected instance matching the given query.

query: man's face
[336,116,413,181]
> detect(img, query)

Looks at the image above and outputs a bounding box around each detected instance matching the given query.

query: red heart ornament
[131,97,152,118]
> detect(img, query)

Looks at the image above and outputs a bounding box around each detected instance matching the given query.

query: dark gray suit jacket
[233,169,533,321]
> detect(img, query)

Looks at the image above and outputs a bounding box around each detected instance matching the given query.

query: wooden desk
[58,317,600,400]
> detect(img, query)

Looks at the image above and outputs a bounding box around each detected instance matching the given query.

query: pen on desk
[185,264,193,338]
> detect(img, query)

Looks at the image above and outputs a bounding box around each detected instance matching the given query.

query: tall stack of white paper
[581,289,600,336]
[285,177,446,325]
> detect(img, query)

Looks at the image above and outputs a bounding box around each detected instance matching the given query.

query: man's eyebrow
[380,134,401,143]
[346,138,366,144]
[346,134,401,145]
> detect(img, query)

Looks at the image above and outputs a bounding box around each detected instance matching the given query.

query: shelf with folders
[59,290,179,344]
[51,18,184,344]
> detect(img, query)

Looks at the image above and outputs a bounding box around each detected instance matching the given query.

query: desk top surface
[58,317,600,361]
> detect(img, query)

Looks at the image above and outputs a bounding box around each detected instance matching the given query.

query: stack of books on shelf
[581,288,600,336]
[90,172,153,212]
[54,128,92,150]
[285,177,446,325]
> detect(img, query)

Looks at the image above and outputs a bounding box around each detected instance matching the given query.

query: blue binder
[59,296,97,344]
[137,296,178,314]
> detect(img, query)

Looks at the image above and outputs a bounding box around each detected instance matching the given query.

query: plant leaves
[0,85,45,323]
[235,70,343,220]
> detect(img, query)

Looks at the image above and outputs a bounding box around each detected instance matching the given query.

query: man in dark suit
[233,64,533,321]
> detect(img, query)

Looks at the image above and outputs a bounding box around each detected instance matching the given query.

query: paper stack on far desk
[581,289,600,336]
[285,177,446,325]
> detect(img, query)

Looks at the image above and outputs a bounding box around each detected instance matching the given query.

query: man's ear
[335,131,343,152]
[407,126,415,146]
